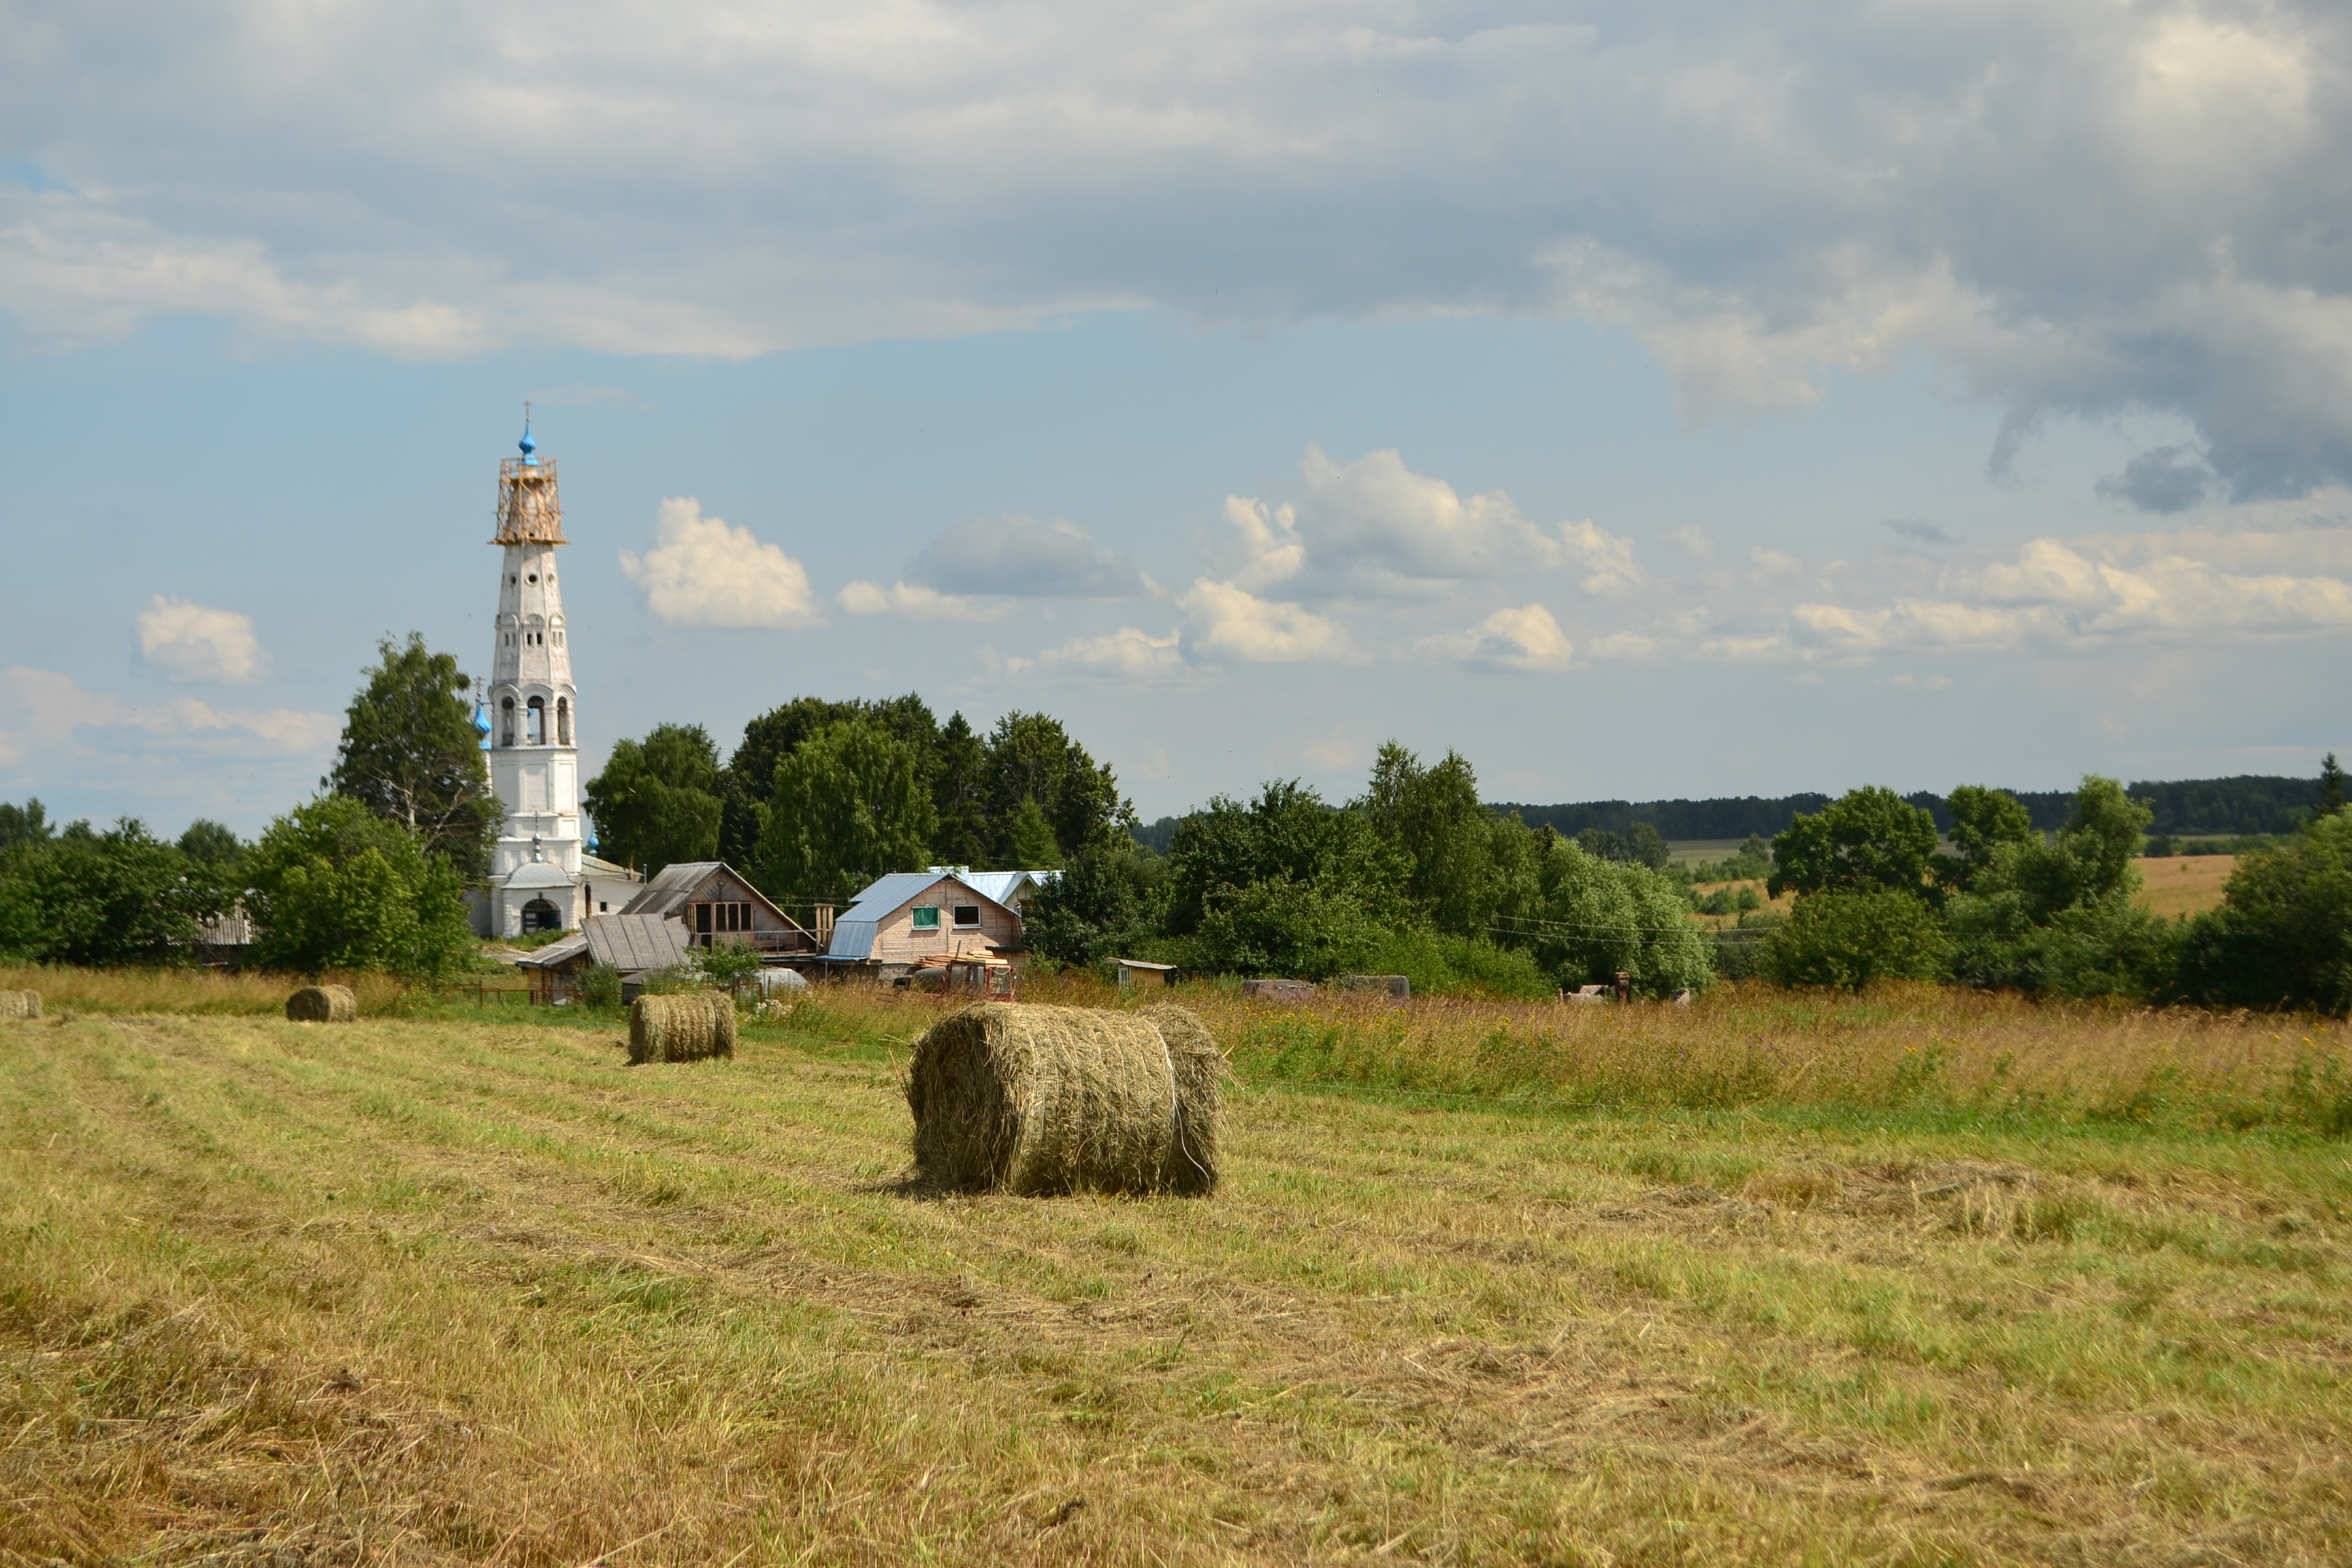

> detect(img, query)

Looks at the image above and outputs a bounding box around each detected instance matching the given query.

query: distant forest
[1133,772,2330,850]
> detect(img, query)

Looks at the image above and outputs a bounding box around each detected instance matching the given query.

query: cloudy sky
[3,0,2349,836]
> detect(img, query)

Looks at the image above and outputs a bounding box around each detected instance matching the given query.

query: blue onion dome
[473,700,492,742]
[519,419,538,464]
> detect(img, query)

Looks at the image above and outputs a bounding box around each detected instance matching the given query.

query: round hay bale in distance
[284,984,357,1024]
[905,1002,1224,1197]
[629,992,738,1064]
[0,990,41,1020]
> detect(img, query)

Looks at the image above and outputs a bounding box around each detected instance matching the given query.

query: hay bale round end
[284,984,357,1024]
[905,1001,1223,1197]
[0,990,41,1020]
[628,992,738,1064]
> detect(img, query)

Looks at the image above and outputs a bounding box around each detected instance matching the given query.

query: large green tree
[1502,834,1714,996]
[0,799,54,858]
[328,634,499,877]
[983,711,1132,864]
[244,798,476,977]
[2176,810,2352,1014]
[755,717,940,903]
[0,819,223,966]
[583,723,724,877]
[1363,742,1504,937]
[1765,889,1952,990]
[1769,786,1940,902]
[717,695,942,864]
[1162,781,1408,936]
[1933,784,2036,893]
[1024,838,1164,969]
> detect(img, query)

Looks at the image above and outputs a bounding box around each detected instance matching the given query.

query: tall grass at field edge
[8,965,2349,1135]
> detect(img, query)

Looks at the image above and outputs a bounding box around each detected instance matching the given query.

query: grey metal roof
[619,861,726,917]
[959,869,1059,906]
[516,914,690,974]
[827,871,1018,961]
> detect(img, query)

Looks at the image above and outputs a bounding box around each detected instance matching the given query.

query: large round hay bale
[906,1002,1223,1197]
[285,985,357,1023]
[0,990,41,1020]
[629,992,737,1064]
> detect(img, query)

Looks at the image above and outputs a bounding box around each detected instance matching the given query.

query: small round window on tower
[528,574,538,583]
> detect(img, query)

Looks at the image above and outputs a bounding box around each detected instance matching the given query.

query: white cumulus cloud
[136,595,271,684]
[1011,627,1186,680]
[619,498,821,630]
[0,665,336,770]
[903,517,1144,598]
[1177,579,1359,664]
[1417,604,1575,672]
[836,580,1006,621]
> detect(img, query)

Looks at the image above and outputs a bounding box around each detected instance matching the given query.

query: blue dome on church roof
[518,419,538,464]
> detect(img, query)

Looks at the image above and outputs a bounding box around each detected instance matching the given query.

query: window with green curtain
[911,906,941,930]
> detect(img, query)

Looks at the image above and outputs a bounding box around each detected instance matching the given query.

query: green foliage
[1506,837,1714,996]
[983,710,1132,863]
[1933,784,2034,892]
[1945,896,2183,1000]
[1712,911,1785,980]
[0,798,56,859]
[576,962,623,1010]
[584,723,723,877]
[176,819,246,878]
[691,939,766,994]
[1766,890,1951,990]
[716,694,943,864]
[1024,839,1163,968]
[244,798,477,977]
[328,633,499,877]
[716,696,1129,877]
[930,711,992,867]
[0,818,224,965]
[2320,753,2347,819]
[1163,781,1408,936]
[1769,787,1940,901]
[2176,811,2352,1014]
[756,717,938,903]
[1356,929,1556,999]
[1689,834,1774,882]
[1192,878,1388,978]
[1007,798,1063,870]
[1363,743,1509,935]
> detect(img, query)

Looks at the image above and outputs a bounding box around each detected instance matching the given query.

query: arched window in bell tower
[526,696,546,745]
[500,696,516,748]
[556,697,571,745]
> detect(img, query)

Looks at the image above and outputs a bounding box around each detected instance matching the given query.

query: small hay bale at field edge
[284,985,356,1023]
[0,990,40,1019]
[630,992,737,1064]
[906,1001,1224,1197]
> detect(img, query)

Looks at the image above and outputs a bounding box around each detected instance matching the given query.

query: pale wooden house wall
[867,880,1023,966]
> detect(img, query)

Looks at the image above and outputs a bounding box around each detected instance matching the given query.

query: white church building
[472,419,642,937]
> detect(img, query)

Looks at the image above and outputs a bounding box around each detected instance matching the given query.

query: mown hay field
[3,981,2350,1565]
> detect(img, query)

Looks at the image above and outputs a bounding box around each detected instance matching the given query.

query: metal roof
[957,869,1059,906]
[616,862,807,935]
[619,861,727,917]
[514,914,689,975]
[827,871,1019,962]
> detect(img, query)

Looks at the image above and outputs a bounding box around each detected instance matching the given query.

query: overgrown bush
[2176,812,2352,1015]
[1767,891,1950,990]
[244,798,476,979]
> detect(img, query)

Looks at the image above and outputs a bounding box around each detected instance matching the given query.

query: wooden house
[512,913,691,1002]
[618,862,821,959]
[823,870,1026,975]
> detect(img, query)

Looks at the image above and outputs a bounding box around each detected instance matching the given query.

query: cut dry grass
[3,989,2350,1565]
[0,964,411,1017]
[2138,853,2238,919]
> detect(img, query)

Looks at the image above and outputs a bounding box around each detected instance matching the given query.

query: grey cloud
[903,518,1143,598]
[5,3,2351,497]
[2097,446,2217,514]
[1884,517,1959,544]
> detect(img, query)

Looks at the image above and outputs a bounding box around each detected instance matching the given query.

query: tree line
[2,623,2346,1015]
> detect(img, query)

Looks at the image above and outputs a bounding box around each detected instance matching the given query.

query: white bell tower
[485,415,585,934]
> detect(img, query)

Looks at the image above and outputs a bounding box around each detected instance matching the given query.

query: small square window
[952,904,982,928]
[911,906,941,931]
